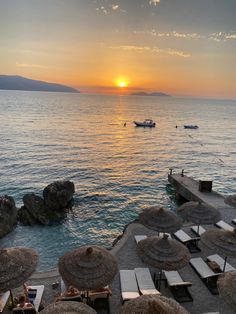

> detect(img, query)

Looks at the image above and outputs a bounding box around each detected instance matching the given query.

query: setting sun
[118,81,127,88]
[115,77,129,89]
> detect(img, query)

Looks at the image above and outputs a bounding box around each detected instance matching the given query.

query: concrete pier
[168,170,233,212]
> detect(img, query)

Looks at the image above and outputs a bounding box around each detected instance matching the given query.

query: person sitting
[17,295,34,309]
[55,285,81,302]
[23,284,37,304]
[64,286,80,297]
[89,286,112,296]
[88,286,112,304]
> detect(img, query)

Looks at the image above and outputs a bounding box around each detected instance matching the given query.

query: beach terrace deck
[5,173,235,314]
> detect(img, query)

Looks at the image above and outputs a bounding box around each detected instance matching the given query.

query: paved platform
[168,173,234,212]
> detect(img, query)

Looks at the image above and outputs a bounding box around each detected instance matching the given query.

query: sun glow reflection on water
[0,91,235,270]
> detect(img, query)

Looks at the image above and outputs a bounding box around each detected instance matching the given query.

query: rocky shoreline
[0,180,75,238]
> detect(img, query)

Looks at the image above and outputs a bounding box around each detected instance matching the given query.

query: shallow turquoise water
[0,90,235,270]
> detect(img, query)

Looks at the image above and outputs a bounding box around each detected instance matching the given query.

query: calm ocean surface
[0,90,235,270]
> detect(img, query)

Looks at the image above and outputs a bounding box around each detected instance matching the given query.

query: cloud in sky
[95,2,126,15]
[112,4,119,11]
[149,0,160,5]
[133,29,204,40]
[1,0,235,98]
[96,6,108,15]
[209,31,236,42]
[133,29,236,43]
[16,63,48,69]
[109,45,191,58]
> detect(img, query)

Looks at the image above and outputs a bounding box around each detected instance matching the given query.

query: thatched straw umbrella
[139,207,183,234]
[201,229,236,272]
[217,271,236,312]
[224,195,236,208]
[58,246,118,291]
[40,301,97,314]
[177,201,221,234]
[137,234,190,289]
[0,247,38,305]
[120,294,190,314]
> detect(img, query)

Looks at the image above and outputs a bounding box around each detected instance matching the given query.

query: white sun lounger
[215,220,234,231]
[174,230,193,243]
[190,257,221,295]
[60,279,66,294]
[120,270,140,303]
[191,225,206,236]
[27,285,44,312]
[134,234,170,244]
[190,257,223,295]
[134,235,147,243]
[190,258,220,279]
[174,230,200,252]
[0,291,10,313]
[164,270,193,302]
[134,268,160,295]
[207,254,236,272]
[164,271,192,287]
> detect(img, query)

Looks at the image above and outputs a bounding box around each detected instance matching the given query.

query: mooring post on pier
[169,168,173,175]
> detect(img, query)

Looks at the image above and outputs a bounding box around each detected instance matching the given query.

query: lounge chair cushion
[120,270,139,302]
[191,225,206,236]
[190,258,220,294]
[134,268,160,295]
[190,258,219,279]
[174,230,200,253]
[164,271,193,303]
[215,220,234,231]
[134,235,147,244]
[27,285,44,312]
[0,291,10,313]
[207,254,236,272]
[164,271,192,287]
[174,230,192,242]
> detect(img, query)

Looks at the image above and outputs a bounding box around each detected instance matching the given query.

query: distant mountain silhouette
[0,75,79,93]
[131,91,170,97]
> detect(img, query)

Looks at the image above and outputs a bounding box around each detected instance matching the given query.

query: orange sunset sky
[1,0,236,99]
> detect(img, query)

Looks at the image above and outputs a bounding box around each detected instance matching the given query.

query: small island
[130,91,170,97]
[0,75,79,93]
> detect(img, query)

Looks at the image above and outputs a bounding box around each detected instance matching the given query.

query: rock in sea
[0,195,17,238]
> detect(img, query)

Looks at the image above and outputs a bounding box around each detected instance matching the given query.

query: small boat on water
[184,125,199,129]
[133,119,156,127]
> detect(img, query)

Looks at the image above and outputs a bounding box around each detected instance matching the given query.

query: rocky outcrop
[43,181,75,210]
[18,181,75,226]
[0,195,17,238]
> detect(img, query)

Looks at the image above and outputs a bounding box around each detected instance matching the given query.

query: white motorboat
[184,125,199,129]
[133,119,156,127]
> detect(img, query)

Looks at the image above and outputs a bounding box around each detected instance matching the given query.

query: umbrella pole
[223,256,228,272]
[86,290,89,305]
[158,270,163,291]
[10,289,14,308]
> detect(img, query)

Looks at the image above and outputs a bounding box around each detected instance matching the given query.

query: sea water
[0,90,235,270]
